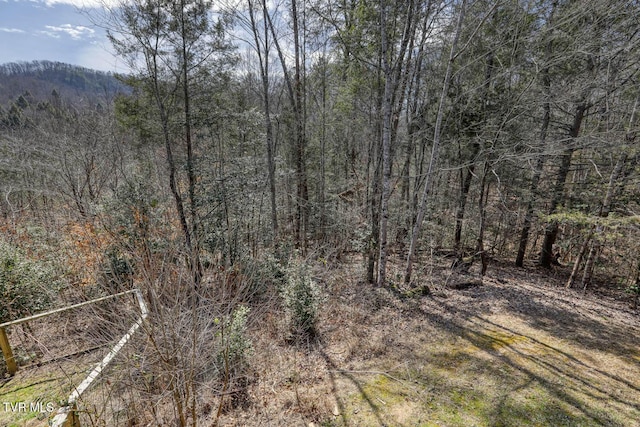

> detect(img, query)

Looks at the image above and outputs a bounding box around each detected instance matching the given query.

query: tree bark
[476,162,490,276]
[376,0,421,286]
[566,236,589,289]
[266,0,308,250]
[540,101,587,268]
[291,0,309,251]
[404,0,467,285]
[453,148,477,256]
[248,0,278,240]
[516,45,551,267]
[454,47,494,258]
[179,0,202,287]
[376,0,394,287]
[574,153,627,289]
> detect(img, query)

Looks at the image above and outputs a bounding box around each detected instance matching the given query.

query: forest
[0,0,639,426]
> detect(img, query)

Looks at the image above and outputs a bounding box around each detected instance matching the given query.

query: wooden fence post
[0,327,17,375]
[67,404,81,427]
[52,404,80,427]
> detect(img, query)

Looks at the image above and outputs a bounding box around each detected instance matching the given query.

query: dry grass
[209,257,640,426]
[0,292,145,426]
[3,256,639,426]
[0,352,98,427]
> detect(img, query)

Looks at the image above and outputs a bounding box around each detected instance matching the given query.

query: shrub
[225,253,286,304]
[280,262,324,339]
[626,281,640,309]
[217,305,252,379]
[0,240,60,323]
[252,252,286,283]
[100,246,134,292]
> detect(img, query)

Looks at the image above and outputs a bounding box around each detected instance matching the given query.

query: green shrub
[280,262,324,339]
[0,240,60,323]
[626,281,640,309]
[217,305,252,379]
[252,253,286,286]
[100,246,134,291]
[229,253,286,303]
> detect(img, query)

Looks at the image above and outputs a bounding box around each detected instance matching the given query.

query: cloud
[42,24,95,39]
[41,0,122,7]
[0,28,26,33]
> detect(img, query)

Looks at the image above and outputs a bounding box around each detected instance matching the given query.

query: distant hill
[0,60,129,105]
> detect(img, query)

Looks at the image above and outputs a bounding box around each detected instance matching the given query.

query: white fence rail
[0,288,148,427]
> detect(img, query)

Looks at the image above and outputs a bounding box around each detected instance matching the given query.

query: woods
[1,0,640,425]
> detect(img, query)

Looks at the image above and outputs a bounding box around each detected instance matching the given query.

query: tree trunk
[153,64,193,287]
[566,236,589,288]
[291,0,308,251]
[580,236,599,290]
[401,8,430,224]
[404,0,467,285]
[368,156,382,284]
[377,0,394,287]
[319,58,327,243]
[248,0,278,240]
[578,153,627,289]
[179,0,202,287]
[453,151,477,256]
[516,59,551,267]
[376,0,420,286]
[454,47,494,258]
[265,1,307,249]
[476,162,490,276]
[540,101,587,268]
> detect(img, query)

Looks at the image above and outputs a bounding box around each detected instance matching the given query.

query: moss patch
[0,364,90,426]
[325,311,640,427]
[474,329,528,352]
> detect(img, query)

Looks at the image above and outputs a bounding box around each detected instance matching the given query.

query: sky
[0,0,125,72]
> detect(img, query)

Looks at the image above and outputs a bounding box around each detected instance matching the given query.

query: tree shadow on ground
[317,271,640,426]
[417,282,640,425]
[425,262,640,359]
[317,337,391,427]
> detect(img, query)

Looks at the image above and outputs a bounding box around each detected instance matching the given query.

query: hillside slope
[0,60,128,105]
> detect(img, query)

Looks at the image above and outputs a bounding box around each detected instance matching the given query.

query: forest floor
[0,295,141,427]
[0,351,98,427]
[213,256,640,427]
[3,256,639,426]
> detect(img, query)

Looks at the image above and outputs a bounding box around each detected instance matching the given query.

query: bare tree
[106,0,231,286]
[242,0,279,240]
[404,0,467,286]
